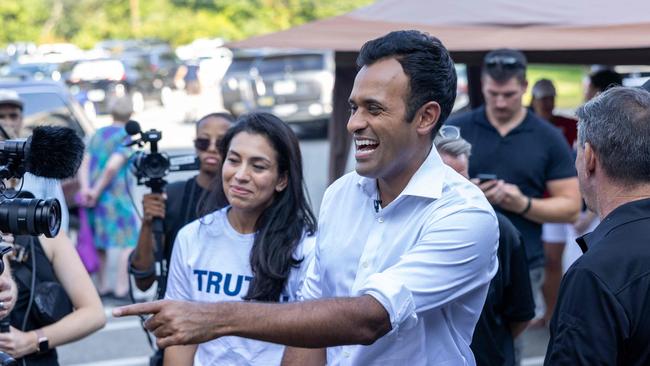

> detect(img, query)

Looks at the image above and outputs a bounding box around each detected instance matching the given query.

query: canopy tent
[229,0,650,181]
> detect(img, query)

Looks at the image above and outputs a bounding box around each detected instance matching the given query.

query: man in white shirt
[114,30,499,365]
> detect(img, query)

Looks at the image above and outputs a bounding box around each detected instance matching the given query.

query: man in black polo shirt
[447,49,580,322]
[545,86,650,365]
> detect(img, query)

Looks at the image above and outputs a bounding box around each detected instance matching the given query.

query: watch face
[38,338,49,353]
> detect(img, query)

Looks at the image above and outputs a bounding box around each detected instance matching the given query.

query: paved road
[55,89,550,365]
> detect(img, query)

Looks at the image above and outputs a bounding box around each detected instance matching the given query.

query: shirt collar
[474,105,535,133]
[357,147,445,201]
[576,197,650,253]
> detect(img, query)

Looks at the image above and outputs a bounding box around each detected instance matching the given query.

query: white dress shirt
[300,148,499,365]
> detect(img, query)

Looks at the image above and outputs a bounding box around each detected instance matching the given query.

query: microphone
[373,199,382,213]
[0,126,84,179]
[125,120,141,136]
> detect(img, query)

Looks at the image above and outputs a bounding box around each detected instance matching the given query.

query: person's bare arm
[163,345,197,366]
[114,295,391,349]
[510,321,530,338]
[132,193,166,291]
[90,153,127,199]
[496,177,580,224]
[282,347,326,366]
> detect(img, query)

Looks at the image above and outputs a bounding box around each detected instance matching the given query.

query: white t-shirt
[165,207,315,366]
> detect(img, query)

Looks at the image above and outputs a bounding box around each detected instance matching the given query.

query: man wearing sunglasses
[447,49,581,330]
[131,112,234,295]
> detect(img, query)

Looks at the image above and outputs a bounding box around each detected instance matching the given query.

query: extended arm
[116,295,391,349]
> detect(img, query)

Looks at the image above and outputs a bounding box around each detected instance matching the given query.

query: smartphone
[476,173,498,184]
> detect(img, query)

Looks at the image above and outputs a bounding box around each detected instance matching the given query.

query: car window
[226,58,256,74]
[258,54,324,74]
[18,91,80,135]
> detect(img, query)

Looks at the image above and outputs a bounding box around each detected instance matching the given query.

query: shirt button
[378,217,384,223]
[362,261,369,269]
[343,351,350,358]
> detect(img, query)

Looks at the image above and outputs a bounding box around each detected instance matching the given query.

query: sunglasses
[0,113,20,120]
[484,55,524,69]
[194,137,219,151]
[438,125,461,140]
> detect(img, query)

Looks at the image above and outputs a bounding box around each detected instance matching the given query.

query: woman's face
[222,132,287,215]
[195,117,231,175]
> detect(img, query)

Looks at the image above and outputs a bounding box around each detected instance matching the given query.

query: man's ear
[415,101,441,137]
[584,142,597,174]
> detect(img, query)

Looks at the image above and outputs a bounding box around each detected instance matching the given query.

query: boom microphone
[0,126,85,180]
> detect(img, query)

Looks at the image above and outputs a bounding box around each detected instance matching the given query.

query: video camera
[124,120,199,193]
[0,126,83,239]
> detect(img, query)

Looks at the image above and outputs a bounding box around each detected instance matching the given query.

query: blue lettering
[193,270,208,291]
[206,271,223,294]
[224,274,244,296]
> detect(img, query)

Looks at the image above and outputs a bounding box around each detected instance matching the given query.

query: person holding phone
[447,49,581,328]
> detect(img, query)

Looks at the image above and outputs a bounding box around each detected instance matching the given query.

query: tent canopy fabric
[227,0,650,182]
[229,0,650,64]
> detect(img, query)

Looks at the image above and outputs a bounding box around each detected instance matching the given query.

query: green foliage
[0,0,373,48]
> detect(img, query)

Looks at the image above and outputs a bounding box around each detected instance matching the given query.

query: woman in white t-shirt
[164,112,317,366]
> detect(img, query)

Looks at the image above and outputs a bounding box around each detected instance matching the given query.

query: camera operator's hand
[0,326,39,358]
[142,193,166,224]
[0,234,16,319]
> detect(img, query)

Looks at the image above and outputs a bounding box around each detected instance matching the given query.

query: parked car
[67,58,145,114]
[0,79,95,219]
[220,50,334,134]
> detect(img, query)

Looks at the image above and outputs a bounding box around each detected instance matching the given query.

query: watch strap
[35,328,49,353]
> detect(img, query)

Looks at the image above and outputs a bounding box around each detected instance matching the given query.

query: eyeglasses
[0,113,20,120]
[194,137,219,151]
[438,125,461,140]
[484,55,524,69]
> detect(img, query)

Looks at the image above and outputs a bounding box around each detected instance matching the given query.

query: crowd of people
[0,29,648,366]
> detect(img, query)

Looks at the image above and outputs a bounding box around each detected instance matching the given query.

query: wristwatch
[35,329,49,354]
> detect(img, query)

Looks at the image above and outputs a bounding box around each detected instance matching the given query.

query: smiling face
[347,58,426,182]
[222,132,287,215]
[195,116,232,176]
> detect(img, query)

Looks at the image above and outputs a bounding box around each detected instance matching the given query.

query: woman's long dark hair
[198,112,317,302]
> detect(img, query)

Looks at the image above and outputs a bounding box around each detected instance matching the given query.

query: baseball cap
[532,79,556,98]
[0,89,23,110]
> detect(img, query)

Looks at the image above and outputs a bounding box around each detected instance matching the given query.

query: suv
[221,50,334,132]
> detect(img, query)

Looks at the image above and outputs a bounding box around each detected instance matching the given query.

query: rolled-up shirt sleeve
[357,207,499,332]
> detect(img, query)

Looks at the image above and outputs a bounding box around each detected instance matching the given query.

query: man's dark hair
[576,86,650,185]
[481,48,527,84]
[199,112,317,302]
[356,30,457,134]
[589,69,623,93]
[196,112,235,130]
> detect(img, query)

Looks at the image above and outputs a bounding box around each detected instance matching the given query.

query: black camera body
[126,120,199,193]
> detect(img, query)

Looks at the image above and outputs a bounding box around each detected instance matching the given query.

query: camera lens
[0,198,61,238]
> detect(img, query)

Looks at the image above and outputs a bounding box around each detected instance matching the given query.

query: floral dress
[86,125,139,250]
